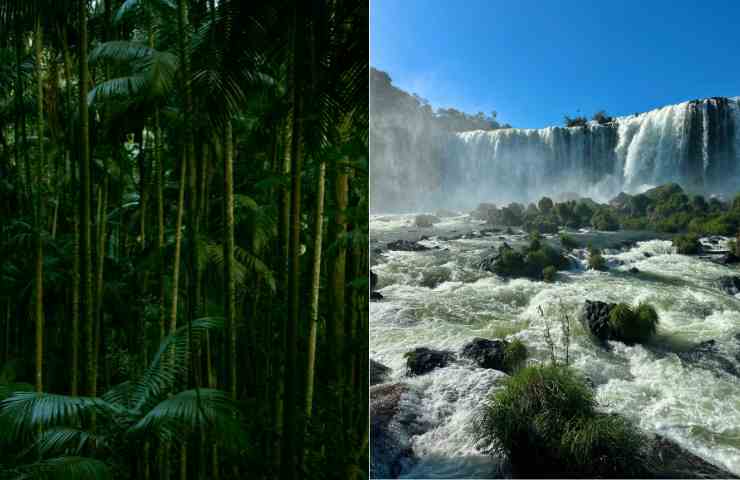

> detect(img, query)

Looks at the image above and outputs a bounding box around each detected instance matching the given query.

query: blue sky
[371,0,740,128]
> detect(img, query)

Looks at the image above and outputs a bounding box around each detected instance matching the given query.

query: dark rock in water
[387,239,430,252]
[371,360,392,385]
[404,347,454,376]
[629,267,640,273]
[371,270,378,290]
[414,214,440,228]
[718,276,740,295]
[371,291,384,301]
[370,383,421,478]
[712,252,740,265]
[373,247,384,255]
[420,266,451,289]
[646,434,739,478]
[676,339,739,377]
[581,300,616,341]
[477,248,500,273]
[644,252,652,258]
[460,338,508,371]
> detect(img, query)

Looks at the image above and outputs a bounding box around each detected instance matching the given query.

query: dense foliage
[476,364,648,476]
[492,235,570,280]
[0,0,367,478]
[480,183,740,239]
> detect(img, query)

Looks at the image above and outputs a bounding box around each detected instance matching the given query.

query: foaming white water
[441,98,740,207]
[371,215,740,477]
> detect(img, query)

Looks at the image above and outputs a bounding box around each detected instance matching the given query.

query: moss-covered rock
[673,233,702,254]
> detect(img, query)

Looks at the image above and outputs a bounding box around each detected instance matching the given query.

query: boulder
[371,291,384,301]
[387,239,430,252]
[414,214,439,228]
[645,434,739,478]
[581,300,616,341]
[718,276,740,295]
[629,267,640,273]
[460,338,508,371]
[371,359,392,385]
[370,383,420,478]
[676,339,739,377]
[712,252,740,265]
[404,347,454,376]
[371,270,378,290]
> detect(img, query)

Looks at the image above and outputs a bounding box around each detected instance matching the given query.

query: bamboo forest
[0,0,368,478]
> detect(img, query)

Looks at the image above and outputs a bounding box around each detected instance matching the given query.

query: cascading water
[372,97,740,211]
[443,97,740,206]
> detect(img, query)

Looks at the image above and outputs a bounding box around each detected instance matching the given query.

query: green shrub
[476,364,648,476]
[559,233,578,250]
[587,246,607,271]
[608,302,658,344]
[560,413,647,476]
[591,210,619,231]
[543,266,557,282]
[672,233,701,254]
[503,338,528,372]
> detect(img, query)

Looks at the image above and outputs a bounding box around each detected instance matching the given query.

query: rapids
[370,214,740,478]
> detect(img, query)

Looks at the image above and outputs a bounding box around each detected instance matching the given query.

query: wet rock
[414,214,439,228]
[370,270,378,290]
[420,266,451,289]
[460,338,508,371]
[387,239,430,252]
[646,434,739,478]
[629,267,640,273]
[371,291,384,301]
[404,347,454,376]
[581,300,616,341]
[371,360,392,385]
[477,248,500,272]
[370,383,421,478]
[712,252,740,265]
[644,252,652,258]
[718,276,740,295]
[676,339,739,377]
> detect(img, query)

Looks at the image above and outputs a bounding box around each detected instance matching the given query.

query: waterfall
[440,97,740,207]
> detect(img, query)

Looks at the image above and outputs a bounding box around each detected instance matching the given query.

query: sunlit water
[371,214,740,478]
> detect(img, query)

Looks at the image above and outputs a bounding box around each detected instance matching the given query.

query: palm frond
[129,388,246,450]
[130,317,224,411]
[34,427,107,457]
[0,393,125,440]
[12,456,110,480]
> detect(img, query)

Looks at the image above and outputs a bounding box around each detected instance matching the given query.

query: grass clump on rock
[672,233,701,254]
[587,245,607,271]
[502,338,528,372]
[476,364,648,477]
[543,265,557,282]
[608,302,658,344]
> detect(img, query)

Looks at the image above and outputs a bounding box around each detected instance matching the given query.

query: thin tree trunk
[34,19,45,393]
[79,0,95,399]
[282,5,304,474]
[272,120,291,474]
[329,163,349,431]
[303,161,326,458]
[224,119,237,400]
